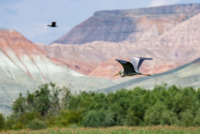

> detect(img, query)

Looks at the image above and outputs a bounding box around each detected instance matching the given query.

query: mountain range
[2,4,200,116]
[0,29,114,116]
[37,4,200,80]
[52,4,200,44]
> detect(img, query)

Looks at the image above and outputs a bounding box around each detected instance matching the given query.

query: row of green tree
[1,83,200,131]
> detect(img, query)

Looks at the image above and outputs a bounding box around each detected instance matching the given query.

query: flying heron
[114,57,153,77]
[47,22,58,27]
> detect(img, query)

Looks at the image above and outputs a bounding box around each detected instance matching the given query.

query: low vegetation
[1,126,200,134]
[1,83,200,132]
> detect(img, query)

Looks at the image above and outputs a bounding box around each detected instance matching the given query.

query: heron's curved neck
[120,70,125,77]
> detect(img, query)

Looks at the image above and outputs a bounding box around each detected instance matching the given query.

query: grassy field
[1,126,200,134]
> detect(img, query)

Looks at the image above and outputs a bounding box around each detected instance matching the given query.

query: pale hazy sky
[1,0,200,44]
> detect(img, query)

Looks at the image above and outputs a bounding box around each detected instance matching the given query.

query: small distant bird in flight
[114,57,153,77]
[47,22,58,27]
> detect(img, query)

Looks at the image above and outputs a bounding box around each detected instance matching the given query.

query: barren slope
[89,12,200,80]
[0,30,115,116]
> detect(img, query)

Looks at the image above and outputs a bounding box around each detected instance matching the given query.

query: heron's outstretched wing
[116,59,136,74]
[52,22,56,26]
[131,57,153,73]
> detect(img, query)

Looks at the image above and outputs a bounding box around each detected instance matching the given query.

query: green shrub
[46,116,56,127]
[12,83,72,118]
[180,110,194,127]
[12,93,25,114]
[4,116,16,130]
[60,118,68,126]
[18,112,41,125]
[125,98,147,126]
[116,114,126,126]
[27,118,47,130]
[0,113,5,130]
[160,110,179,125]
[11,112,41,130]
[125,111,141,126]
[82,110,113,127]
[193,109,200,126]
[144,102,167,125]
[13,122,25,130]
[57,110,82,127]
[104,112,114,126]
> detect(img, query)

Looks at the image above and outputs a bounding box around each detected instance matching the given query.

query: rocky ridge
[52,4,200,44]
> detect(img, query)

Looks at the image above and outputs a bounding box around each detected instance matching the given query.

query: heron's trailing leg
[143,74,151,76]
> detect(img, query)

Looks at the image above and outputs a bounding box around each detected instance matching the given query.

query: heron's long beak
[114,73,119,77]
